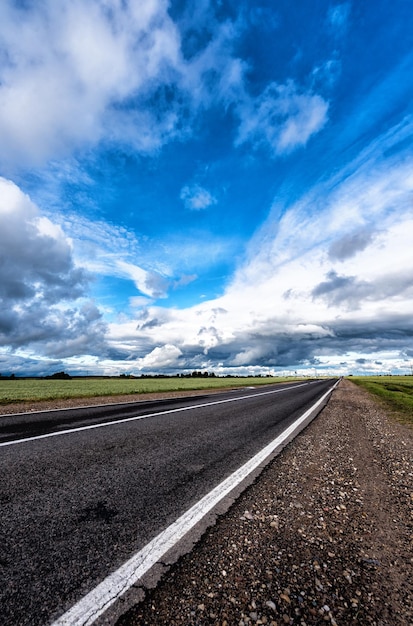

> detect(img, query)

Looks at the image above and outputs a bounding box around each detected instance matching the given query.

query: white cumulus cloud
[136,344,183,370]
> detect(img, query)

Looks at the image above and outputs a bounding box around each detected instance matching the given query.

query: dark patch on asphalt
[78,500,119,524]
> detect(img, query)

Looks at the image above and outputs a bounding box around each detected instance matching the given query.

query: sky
[0,0,412,378]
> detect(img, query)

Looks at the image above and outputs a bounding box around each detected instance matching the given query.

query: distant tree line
[138,371,216,378]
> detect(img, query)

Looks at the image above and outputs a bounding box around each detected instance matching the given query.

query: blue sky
[0,0,412,377]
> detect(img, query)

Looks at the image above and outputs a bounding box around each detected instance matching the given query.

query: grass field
[350,376,413,425]
[0,376,301,406]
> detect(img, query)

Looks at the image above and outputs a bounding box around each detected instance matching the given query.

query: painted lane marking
[51,380,339,626]
[1,382,311,447]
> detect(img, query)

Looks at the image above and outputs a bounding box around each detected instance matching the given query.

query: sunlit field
[0,376,303,407]
[350,376,413,425]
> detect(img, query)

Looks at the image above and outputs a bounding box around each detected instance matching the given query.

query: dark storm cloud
[0,353,65,378]
[190,309,413,373]
[311,271,372,308]
[312,270,413,310]
[0,181,88,304]
[0,297,107,358]
[138,318,163,330]
[0,179,107,359]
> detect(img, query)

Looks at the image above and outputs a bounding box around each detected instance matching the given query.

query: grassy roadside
[349,376,413,425]
[0,376,302,406]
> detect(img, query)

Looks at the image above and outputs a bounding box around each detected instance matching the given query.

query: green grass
[350,376,413,425]
[0,376,301,406]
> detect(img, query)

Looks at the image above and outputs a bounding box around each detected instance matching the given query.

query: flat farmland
[0,376,300,407]
[351,375,413,424]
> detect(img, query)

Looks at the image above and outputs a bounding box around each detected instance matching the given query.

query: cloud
[247,6,279,31]
[136,344,183,371]
[0,0,187,166]
[0,177,107,358]
[312,267,413,311]
[327,3,351,34]
[101,118,413,375]
[173,274,197,288]
[46,212,228,304]
[5,112,408,376]
[311,58,342,91]
[54,210,241,282]
[177,12,247,107]
[116,260,170,299]
[312,270,373,309]
[180,184,217,210]
[0,1,328,170]
[0,177,85,303]
[130,296,154,308]
[328,228,376,260]
[1,3,411,378]
[0,0,249,169]
[235,81,329,155]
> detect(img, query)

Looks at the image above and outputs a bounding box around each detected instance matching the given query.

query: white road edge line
[50,380,339,626]
[1,383,310,447]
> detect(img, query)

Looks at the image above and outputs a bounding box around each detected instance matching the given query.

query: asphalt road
[0,379,337,625]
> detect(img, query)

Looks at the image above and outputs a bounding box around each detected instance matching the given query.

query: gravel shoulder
[116,379,412,626]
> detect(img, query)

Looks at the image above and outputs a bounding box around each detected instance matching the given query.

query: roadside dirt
[115,379,413,626]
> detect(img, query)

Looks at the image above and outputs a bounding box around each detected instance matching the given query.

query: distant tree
[45,371,72,380]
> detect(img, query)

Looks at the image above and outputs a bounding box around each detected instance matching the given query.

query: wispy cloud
[180,184,217,210]
[48,210,237,291]
[116,260,170,299]
[327,3,351,34]
[235,81,329,155]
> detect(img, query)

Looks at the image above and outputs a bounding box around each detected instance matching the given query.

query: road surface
[0,379,337,625]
